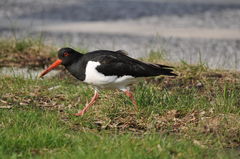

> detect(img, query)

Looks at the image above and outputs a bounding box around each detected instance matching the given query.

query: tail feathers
[155,64,174,69]
[150,63,177,76]
[160,68,177,76]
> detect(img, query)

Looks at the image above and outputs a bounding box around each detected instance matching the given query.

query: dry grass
[0,39,239,158]
[0,38,56,68]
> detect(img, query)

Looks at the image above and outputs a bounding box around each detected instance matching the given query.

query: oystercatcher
[39,48,176,116]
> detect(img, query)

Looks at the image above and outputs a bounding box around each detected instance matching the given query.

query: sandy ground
[37,21,240,40]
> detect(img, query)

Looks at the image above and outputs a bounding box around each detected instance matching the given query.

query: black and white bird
[39,48,177,116]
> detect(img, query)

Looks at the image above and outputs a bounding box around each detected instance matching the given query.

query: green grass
[0,69,240,158]
[0,109,235,159]
[0,38,240,158]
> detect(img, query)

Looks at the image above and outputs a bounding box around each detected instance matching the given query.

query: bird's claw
[73,110,85,116]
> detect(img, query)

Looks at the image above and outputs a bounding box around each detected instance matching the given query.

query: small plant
[15,39,33,52]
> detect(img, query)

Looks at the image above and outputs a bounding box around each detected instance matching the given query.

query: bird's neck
[65,55,86,81]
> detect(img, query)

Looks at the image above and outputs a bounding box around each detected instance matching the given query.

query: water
[0,67,59,79]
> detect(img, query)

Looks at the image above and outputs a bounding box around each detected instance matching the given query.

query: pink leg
[74,90,99,116]
[124,90,138,110]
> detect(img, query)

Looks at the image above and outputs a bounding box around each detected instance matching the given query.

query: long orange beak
[38,59,62,78]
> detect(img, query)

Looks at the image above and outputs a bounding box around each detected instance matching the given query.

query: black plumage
[58,48,176,80]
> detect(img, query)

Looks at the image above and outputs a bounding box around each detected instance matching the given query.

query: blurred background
[1,0,240,69]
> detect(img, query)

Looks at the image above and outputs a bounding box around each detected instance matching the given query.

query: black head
[39,47,82,78]
[58,48,82,66]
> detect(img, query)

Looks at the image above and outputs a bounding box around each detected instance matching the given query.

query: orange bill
[38,59,62,78]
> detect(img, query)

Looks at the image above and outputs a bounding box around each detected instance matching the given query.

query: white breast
[83,61,136,90]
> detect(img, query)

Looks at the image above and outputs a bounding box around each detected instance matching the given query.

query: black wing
[91,52,176,77]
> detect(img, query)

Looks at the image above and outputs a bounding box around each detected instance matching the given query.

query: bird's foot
[73,110,85,116]
[71,90,99,117]
[124,90,138,111]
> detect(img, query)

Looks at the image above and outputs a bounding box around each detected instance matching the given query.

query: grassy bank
[0,39,239,158]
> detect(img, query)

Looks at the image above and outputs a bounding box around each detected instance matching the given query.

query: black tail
[160,67,177,76]
[151,64,177,76]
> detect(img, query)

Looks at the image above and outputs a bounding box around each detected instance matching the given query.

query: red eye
[64,52,70,56]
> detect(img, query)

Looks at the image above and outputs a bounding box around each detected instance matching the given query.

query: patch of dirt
[92,109,240,148]
[147,69,240,92]
[0,52,55,68]
[1,90,67,110]
[0,39,56,68]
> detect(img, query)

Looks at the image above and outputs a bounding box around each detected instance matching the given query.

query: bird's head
[39,47,80,78]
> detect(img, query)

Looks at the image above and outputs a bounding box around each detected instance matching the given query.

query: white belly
[83,61,137,90]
